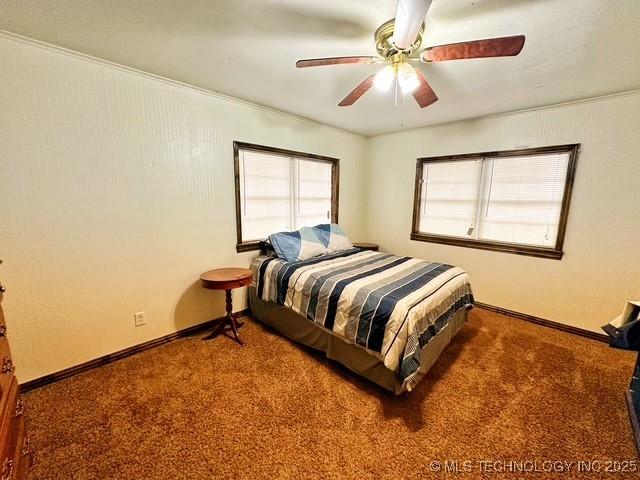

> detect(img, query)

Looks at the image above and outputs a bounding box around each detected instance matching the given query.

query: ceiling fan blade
[338,74,376,107]
[412,69,438,108]
[421,35,525,62]
[392,0,433,50]
[296,56,379,68]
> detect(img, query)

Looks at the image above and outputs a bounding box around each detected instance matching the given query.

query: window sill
[409,233,563,260]
[236,241,262,253]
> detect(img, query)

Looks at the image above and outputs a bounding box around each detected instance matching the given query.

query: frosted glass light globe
[373,65,394,91]
[398,63,420,93]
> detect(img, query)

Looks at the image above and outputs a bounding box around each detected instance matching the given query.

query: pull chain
[401,85,406,128]
[394,74,399,109]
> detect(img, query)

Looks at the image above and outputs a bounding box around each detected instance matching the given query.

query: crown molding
[0,29,364,138]
[373,88,640,138]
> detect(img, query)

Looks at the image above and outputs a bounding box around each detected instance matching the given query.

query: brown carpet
[25,309,637,479]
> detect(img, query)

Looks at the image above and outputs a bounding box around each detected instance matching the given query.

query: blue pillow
[312,224,353,253]
[268,226,327,262]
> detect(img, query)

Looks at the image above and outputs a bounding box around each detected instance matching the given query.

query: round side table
[200,267,253,346]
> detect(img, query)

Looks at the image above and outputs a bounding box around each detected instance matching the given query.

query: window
[233,142,339,252]
[411,144,579,259]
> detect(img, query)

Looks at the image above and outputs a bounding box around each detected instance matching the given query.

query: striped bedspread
[251,248,474,389]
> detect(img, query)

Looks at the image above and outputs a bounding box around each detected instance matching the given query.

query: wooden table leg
[234,311,245,327]
[225,289,243,347]
[202,289,244,346]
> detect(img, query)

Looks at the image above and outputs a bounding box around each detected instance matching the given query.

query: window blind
[295,158,332,229]
[238,149,333,243]
[419,159,483,238]
[477,153,569,247]
[418,152,570,249]
[239,150,291,242]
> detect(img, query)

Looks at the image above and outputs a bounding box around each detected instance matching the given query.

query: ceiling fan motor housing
[375,19,424,58]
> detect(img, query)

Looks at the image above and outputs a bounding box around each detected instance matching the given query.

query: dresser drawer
[14,416,29,480]
[0,314,10,406]
[0,307,6,339]
[0,340,14,407]
[0,377,14,453]
[0,412,26,480]
[0,397,22,480]
[0,379,17,450]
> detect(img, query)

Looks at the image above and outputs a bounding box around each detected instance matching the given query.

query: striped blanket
[251,248,474,389]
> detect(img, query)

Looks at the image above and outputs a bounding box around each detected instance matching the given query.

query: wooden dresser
[0,266,30,479]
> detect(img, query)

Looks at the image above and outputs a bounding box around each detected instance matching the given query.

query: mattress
[250,248,474,392]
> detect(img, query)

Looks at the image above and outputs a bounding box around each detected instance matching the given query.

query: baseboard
[20,309,250,393]
[21,303,608,392]
[475,302,610,343]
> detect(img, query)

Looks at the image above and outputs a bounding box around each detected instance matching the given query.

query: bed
[249,247,474,394]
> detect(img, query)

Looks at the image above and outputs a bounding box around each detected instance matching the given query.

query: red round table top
[200,268,252,290]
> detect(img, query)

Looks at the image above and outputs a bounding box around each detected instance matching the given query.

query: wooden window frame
[410,144,580,260]
[233,141,340,253]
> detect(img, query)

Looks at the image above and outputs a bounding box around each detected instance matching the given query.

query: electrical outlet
[134,311,146,327]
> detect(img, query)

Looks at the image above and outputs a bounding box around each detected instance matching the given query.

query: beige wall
[365,92,640,334]
[0,35,367,382]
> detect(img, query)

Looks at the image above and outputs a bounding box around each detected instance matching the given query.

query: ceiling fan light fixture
[296,2,524,109]
[397,63,420,93]
[373,65,394,91]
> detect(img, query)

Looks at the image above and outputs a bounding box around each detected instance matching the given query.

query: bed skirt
[249,286,468,394]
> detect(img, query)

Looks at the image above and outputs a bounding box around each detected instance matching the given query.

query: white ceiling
[1,0,639,136]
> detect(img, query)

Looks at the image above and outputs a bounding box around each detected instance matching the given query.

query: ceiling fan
[296,0,525,108]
